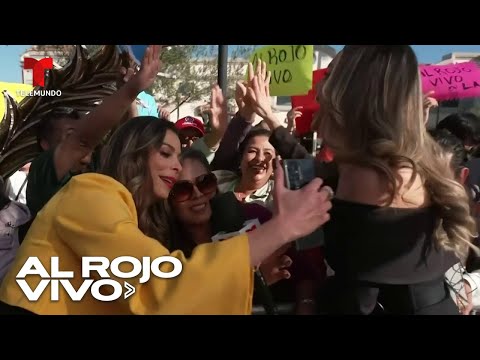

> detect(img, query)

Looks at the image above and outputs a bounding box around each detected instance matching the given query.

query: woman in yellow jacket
[0,114,333,315]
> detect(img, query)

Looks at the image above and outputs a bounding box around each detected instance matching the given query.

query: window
[273,96,291,111]
[23,70,33,85]
[276,96,291,106]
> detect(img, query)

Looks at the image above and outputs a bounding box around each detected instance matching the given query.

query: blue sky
[3,45,480,84]
[331,45,480,64]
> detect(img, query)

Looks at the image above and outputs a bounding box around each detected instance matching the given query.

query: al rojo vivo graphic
[15,256,183,302]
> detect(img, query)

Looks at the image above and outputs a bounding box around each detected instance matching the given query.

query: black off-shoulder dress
[319,198,460,315]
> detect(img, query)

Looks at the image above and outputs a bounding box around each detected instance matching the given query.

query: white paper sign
[211,219,261,242]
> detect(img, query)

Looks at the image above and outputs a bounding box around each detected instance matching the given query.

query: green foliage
[31,45,259,112]
[154,45,258,109]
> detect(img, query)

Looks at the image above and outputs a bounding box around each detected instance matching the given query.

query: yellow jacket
[0,174,254,315]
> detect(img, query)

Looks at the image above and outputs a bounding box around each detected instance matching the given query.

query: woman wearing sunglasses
[169,149,331,315]
[169,149,291,282]
[0,116,333,315]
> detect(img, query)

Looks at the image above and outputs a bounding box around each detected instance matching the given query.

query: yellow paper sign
[0,82,33,121]
[249,45,313,96]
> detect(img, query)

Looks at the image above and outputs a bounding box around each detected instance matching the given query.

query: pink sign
[420,61,480,101]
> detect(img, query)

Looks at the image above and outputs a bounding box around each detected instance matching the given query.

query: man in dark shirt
[26,108,94,217]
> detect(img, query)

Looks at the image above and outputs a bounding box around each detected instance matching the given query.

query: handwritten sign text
[420,62,480,101]
[249,45,313,96]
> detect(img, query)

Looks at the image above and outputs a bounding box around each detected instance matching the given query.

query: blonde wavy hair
[317,45,477,260]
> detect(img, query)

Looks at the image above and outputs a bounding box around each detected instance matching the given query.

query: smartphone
[283,158,316,190]
[282,158,319,250]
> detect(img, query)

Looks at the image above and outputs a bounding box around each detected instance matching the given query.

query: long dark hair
[100,116,178,246]
[169,149,214,256]
[437,112,480,145]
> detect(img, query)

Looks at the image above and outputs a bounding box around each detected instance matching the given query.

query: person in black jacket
[244,46,478,315]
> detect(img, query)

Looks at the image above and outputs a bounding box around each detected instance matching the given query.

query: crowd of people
[0,44,479,315]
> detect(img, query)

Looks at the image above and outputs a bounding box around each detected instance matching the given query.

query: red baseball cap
[175,116,205,136]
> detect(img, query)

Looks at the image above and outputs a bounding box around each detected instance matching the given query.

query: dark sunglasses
[169,173,217,202]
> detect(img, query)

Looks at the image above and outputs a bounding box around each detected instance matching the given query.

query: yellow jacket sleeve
[54,174,254,315]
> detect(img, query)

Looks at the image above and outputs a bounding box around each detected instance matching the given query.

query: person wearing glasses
[25,45,163,221]
[0,115,333,315]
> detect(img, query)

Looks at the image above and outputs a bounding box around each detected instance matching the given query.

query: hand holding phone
[282,158,327,250]
[283,159,317,190]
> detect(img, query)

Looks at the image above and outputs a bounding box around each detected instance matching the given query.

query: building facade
[436,52,480,65]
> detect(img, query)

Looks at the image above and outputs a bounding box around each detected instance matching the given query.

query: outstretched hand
[209,84,228,134]
[122,45,163,94]
[235,81,255,121]
[246,61,273,120]
[423,91,438,125]
[286,106,302,132]
[260,246,293,285]
[158,107,171,120]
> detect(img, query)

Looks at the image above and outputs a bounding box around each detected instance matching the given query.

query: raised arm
[53,45,163,180]
[245,62,338,186]
[190,85,229,163]
[201,85,228,152]
[285,106,302,135]
[245,61,311,160]
[210,112,254,171]
[210,64,274,171]
[209,78,259,171]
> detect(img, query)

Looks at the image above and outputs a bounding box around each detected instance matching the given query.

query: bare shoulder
[336,165,431,208]
[393,167,431,208]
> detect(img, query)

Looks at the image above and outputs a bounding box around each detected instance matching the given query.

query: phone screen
[282,158,319,250]
[283,159,316,190]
